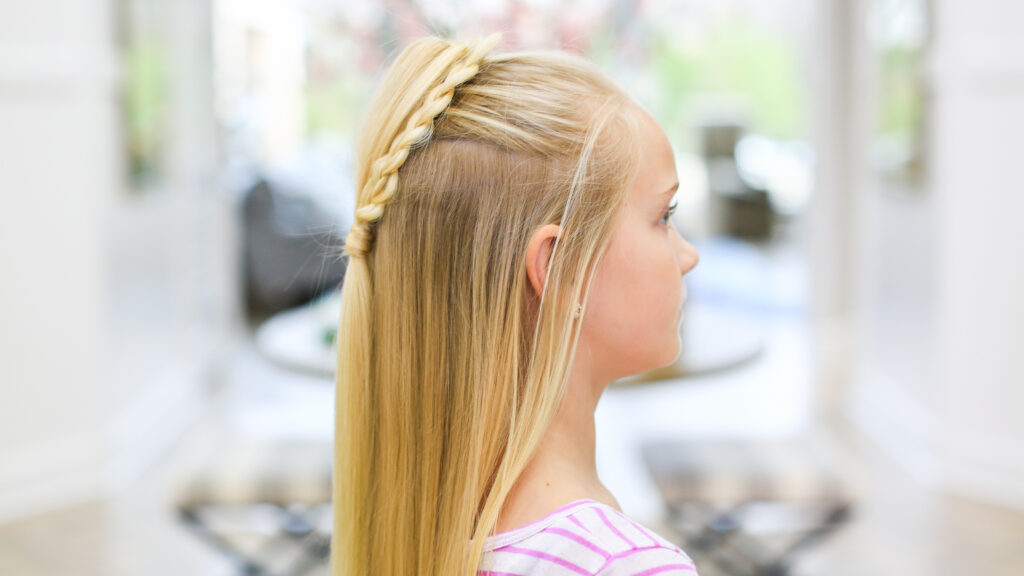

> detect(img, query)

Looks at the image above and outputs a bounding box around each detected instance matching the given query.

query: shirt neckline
[483,498,608,551]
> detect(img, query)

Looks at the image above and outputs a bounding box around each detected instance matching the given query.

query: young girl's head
[333,34,698,576]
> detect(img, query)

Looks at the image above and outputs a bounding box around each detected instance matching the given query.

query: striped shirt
[478,499,699,576]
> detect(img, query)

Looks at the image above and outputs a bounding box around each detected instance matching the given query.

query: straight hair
[333,36,643,576]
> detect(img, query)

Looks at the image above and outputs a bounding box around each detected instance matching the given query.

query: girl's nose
[673,227,699,276]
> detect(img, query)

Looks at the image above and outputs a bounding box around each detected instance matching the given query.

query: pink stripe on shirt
[545,526,612,559]
[501,546,591,575]
[480,500,699,575]
[596,506,637,548]
[610,508,661,548]
[633,564,698,576]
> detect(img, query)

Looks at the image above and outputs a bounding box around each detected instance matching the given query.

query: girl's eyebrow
[658,182,679,198]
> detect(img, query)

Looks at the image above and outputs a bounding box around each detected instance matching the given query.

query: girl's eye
[659,201,678,226]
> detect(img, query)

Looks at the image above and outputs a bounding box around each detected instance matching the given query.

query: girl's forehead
[632,121,677,193]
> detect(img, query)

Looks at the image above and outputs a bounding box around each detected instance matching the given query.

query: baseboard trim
[0,363,208,526]
[846,369,1024,512]
[104,361,209,493]
[942,425,1024,512]
[845,368,942,489]
[0,434,107,525]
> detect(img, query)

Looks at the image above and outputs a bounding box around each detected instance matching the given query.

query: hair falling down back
[332,34,643,576]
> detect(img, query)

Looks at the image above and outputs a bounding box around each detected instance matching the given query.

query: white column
[808,0,870,425]
[929,0,1024,510]
[0,0,119,522]
[847,0,1024,511]
[0,0,236,524]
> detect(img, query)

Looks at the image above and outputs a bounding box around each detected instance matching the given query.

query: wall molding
[846,369,1024,513]
[941,423,1024,512]
[104,360,210,493]
[0,44,120,91]
[846,368,942,490]
[926,41,1024,91]
[0,434,107,525]
[0,367,208,527]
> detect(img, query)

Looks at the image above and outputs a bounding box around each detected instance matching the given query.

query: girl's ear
[525,224,561,298]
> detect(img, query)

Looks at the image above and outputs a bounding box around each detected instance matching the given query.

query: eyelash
[659,201,678,226]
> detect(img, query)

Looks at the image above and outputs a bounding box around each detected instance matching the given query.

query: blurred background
[1,0,1023,575]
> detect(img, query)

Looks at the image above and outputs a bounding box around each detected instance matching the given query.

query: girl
[333,34,701,576]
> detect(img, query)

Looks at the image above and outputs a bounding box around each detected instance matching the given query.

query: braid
[344,34,501,259]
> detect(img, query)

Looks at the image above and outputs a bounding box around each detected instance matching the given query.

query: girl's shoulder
[480,499,698,576]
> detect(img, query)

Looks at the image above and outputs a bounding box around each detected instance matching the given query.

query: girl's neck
[495,367,621,533]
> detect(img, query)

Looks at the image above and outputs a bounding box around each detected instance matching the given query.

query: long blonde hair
[332,34,643,576]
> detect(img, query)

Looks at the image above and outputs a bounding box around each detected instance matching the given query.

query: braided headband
[344,33,502,259]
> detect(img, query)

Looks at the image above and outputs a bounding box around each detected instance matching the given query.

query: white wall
[844,0,1024,510]
[929,0,1024,509]
[807,0,866,424]
[0,0,119,522]
[0,0,237,524]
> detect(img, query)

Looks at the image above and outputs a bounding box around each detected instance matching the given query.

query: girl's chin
[657,331,683,369]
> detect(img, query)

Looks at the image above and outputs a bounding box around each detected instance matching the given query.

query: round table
[255,292,764,383]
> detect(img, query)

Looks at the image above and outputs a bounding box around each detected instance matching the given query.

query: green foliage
[306,76,372,138]
[879,45,922,137]
[124,38,167,186]
[649,16,804,148]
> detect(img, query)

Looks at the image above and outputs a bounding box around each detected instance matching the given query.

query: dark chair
[242,178,348,319]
